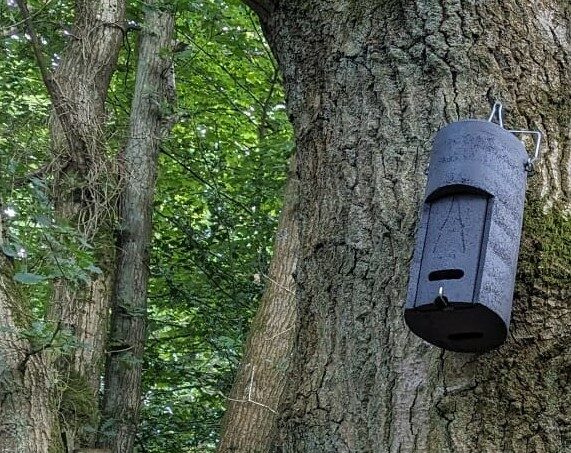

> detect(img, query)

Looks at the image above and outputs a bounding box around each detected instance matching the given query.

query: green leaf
[13,272,47,284]
[86,264,103,275]
[1,243,18,257]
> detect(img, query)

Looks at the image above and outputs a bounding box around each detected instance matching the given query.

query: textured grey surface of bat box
[404,119,528,352]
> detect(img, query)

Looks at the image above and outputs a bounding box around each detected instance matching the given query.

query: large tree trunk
[98,4,175,452]
[248,1,571,451]
[219,156,299,452]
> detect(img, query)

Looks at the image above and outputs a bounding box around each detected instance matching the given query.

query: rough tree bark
[97,3,175,452]
[219,156,299,452]
[238,0,570,451]
[48,0,125,408]
[0,253,57,452]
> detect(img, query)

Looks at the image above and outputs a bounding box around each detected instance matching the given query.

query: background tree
[1,0,292,450]
[43,0,125,447]
[98,1,175,451]
[1,1,176,450]
[3,0,125,449]
[219,155,299,452]
[226,0,571,451]
[138,2,292,450]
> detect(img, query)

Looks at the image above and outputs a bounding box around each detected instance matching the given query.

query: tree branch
[15,0,77,152]
[159,147,255,216]
[3,0,49,32]
[15,0,55,94]
[241,0,275,21]
[18,321,62,374]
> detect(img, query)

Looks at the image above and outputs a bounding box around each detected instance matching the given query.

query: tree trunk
[249,1,571,451]
[47,1,125,449]
[219,156,299,452]
[98,4,175,452]
[0,255,59,453]
[11,0,125,450]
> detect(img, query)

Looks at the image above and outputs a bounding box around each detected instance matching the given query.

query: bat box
[404,119,530,352]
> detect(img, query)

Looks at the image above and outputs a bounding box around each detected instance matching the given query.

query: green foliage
[1,0,292,450]
[13,271,46,283]
[0,177,105,320]
[139,1,292,450]
[1,0,101,318]
[20,320,77,355]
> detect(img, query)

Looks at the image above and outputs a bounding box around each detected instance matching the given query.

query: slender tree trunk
[245,1,571,451]
[98,4,175,452]
[219,156,299,452]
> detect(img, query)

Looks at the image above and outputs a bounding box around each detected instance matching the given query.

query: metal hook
[487,101,543,176]
[435,286,449,309]
[508,129,542,174]
[424,163,430,176]
[488,101,504,128]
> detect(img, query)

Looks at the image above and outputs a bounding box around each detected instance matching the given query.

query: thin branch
[260,272,295,294]
[18,321,62,374]
[15,0,54,92]
[1,0,56,35]
[40,230,69,280]
[258,66,280,138]
[105,344,134,354]
[11,163,51,188]
[2,26,20,38]
[265,325,294,341]
[248,11,278,72]
[180,32,265,109]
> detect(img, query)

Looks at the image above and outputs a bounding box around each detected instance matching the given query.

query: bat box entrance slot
[428,269,465,281]
[448,331,484,341]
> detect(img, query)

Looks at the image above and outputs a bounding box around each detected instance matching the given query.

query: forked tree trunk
[242,0,570,451]
[219,156,299,452]
[98,4,175,452]
[48,0,125,388]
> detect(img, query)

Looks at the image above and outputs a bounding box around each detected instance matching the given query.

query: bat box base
[404,302,507,352]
